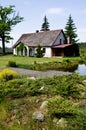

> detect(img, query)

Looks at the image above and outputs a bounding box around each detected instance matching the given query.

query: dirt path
[8,67,73,78]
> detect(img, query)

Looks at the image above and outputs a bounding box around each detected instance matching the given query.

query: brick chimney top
[36,30,39,33]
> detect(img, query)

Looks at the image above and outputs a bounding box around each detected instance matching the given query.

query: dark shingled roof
[13,29,63,48]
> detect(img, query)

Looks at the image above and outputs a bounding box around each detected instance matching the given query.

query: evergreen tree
[35,44,44,58]
[0,5,24,54]
[41,16,50,31]
[64,14,78,44]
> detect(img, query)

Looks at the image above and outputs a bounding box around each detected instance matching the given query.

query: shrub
[8,61,17,67]
[35,44,44,58]
[67,108,86,130]
[47,96,76,118]
[0,69,18,81]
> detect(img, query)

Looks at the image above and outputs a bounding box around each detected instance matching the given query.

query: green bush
[40,73,81,98]
[33,61,78,72]
[8,61,17,67]
[47,96,76,117]
[0,69,18,81]
[35,44,44,58]
[67,108,86,130]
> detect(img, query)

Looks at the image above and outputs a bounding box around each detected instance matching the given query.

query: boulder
[32,111,44,122]
[40,101,48,110]
[57,118,67,127]
[82,80,86,85]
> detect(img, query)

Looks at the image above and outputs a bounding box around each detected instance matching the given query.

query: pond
[75,64,86,76]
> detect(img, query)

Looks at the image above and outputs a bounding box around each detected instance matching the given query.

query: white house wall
[53,32,65,46]
[26,46,29,56]
[44,47,51,57]
[14,46,52,57]
[13,48,17,55]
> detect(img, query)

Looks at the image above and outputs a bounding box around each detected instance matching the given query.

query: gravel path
[8,67,73,78]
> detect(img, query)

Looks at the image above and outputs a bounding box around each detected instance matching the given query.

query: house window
[60,39,62,44]
[43,48,46,53]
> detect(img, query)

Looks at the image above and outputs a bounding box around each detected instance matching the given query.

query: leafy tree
[0,5,24,54]
[17,42,26,55]
[64,14,78,44]
[41,15,50,31]
[35,44,44,58]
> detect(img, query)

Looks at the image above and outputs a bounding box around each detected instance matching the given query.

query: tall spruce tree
[0,5,24,54]
[41,16,50,31]
[64,14,78,44]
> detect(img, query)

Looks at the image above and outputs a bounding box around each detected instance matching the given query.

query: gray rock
[79,100,86,107]
[32,111,44,121]
[27,77,36,80]
[82,80,86,85]
[57,118,67,127]
[40,101,48,110]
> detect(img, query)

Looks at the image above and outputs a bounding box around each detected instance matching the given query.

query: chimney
[67,36,70,44]
[36,30,39,33]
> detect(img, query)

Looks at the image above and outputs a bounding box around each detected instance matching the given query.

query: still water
[75,64,86,76]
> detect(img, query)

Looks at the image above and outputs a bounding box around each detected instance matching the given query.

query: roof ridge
[22,29,63,35]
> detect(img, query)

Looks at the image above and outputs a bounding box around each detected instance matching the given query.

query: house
[13,29,79,57]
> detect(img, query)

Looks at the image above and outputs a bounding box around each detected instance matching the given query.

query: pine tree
[41,16,50,31]
[35,44,44,58]
[65,14,78,44]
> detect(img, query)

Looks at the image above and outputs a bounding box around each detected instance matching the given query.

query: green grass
[0,55,64,69]
[1,47,86,72]
[0,54,84,72]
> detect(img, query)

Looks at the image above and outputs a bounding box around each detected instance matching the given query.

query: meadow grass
[0,55,63,68]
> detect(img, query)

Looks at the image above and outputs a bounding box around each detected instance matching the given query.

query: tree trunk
[2,36,5,55]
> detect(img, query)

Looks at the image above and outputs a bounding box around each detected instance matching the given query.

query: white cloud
[45,8,64,15]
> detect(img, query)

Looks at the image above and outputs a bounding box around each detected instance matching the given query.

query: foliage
[7,60,17,67]
[0,69,18,81]
[41,15,50,31]
[17,42,27,55]
[35,44,44,58]
[0,73,86,129]
[79,42,86,57]
[41,73,81,98]
[64,14,78,44]
[47,96,76,117]
[0,5,24,54]
[34,60,78,72]
[66,108,86,130]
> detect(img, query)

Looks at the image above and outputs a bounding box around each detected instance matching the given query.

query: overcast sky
[0,0,86,47]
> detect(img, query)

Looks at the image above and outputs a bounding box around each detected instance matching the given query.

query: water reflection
[75,64,86,76]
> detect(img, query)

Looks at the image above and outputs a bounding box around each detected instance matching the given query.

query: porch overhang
[52,44,72,49]
[52,44,74,57]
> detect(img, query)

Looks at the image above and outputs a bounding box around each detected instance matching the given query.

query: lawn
[0,55,63,69]
[0,54,83,72]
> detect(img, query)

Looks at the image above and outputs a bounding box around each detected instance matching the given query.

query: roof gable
[13,29,64,48]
